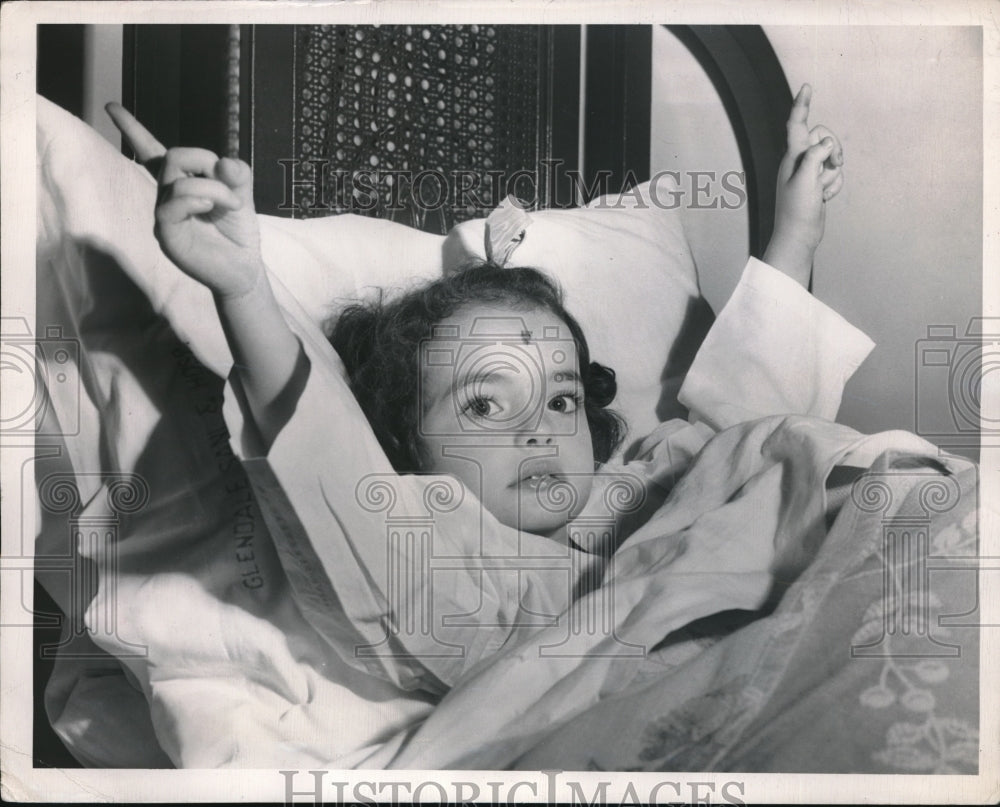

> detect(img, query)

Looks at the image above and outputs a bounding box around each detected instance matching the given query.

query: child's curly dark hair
[328,263,627,472]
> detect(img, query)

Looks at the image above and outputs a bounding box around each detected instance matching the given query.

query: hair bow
[484,195,532,267]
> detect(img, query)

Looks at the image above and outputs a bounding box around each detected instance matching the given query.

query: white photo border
[2,1,997,803]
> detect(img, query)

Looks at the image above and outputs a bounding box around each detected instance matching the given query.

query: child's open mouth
[512,469,566,490]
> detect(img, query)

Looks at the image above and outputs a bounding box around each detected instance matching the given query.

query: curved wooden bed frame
[667,26,792,258]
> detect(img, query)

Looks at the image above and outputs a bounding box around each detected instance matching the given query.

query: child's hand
[106,103,264,300]
[765,84,845,287]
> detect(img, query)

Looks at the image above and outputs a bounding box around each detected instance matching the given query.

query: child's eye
[462,396,499,419]
[548,392,582,414]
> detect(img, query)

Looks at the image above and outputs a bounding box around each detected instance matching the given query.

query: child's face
[419,304,595,541]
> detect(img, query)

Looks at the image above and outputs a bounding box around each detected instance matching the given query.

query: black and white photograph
[1,1,997,802]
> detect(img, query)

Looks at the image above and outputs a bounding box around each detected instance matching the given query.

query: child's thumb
[800,137,836,175]
[215,158,254,200]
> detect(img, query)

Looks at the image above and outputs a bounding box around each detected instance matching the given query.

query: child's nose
[523,435,554,446]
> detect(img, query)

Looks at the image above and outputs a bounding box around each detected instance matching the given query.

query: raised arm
[676,85,871,431]
[107,103,306,446]
[763,84,845,288]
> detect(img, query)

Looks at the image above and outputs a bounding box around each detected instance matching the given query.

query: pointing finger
[105,102,166,168]
[785,84,813,154]
[786,83,813,151]
[788,83,812,127]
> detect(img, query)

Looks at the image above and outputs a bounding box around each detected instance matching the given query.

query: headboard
[117,24,791,254]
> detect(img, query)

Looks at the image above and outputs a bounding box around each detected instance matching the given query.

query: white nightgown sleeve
[678,257,875,431]
[221,274,574,695]
[620,257,875,486]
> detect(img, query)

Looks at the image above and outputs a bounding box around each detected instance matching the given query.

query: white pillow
[441,183,711,450]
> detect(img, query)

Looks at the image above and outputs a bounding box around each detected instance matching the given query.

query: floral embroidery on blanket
[859,655,978,773]
[635,676,763,767]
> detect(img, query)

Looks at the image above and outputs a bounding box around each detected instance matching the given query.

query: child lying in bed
[108,85,863,694]
[110,84,844,544]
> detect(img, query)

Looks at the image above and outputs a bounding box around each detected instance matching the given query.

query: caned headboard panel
[120,23,790,253]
